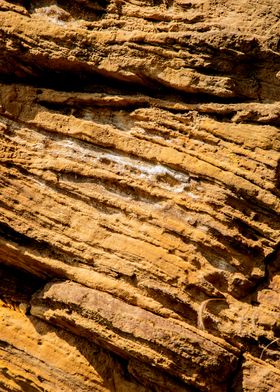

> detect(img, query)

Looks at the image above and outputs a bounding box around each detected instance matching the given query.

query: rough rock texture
[0,0,279,391]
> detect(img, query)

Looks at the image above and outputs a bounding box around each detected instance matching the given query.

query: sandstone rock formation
[0,0,279,391]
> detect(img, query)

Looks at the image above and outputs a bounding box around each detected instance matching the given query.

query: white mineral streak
[34,6,69,26]
[100,152,190,193]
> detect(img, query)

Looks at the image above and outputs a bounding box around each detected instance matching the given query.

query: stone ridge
[0,1,280,391]
[31,280,239,392]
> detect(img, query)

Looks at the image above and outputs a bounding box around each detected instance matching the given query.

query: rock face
[0,1,279,391]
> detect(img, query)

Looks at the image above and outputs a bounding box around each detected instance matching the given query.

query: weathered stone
[31,280,240,391]
[0,0,279,390]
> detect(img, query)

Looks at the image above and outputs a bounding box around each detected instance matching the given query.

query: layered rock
[0,0,279,391]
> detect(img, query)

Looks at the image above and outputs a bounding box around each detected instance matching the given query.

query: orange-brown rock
[0,0,279,391]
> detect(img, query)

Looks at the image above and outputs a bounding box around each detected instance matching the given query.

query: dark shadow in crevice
[0,55,250,105]
[241,242,280,304]
[0,262,46,308]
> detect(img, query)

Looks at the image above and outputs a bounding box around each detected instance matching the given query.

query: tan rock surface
[0,0,279,391]
[0,268,147,392]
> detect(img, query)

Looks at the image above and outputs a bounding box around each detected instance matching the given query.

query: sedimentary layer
[0,0,279,391]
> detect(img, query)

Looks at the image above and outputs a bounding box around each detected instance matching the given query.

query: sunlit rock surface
[0,0,279,391]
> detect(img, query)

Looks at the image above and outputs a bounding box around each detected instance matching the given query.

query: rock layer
[31,280,239,391]
[0,0,279,391]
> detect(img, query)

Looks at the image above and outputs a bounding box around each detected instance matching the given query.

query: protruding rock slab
[31,280,240,392]
[0,306,148,392]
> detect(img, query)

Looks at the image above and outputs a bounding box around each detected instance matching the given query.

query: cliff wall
[0,1,279,391]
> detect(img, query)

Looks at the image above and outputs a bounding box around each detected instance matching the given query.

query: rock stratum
[0,0,280,391]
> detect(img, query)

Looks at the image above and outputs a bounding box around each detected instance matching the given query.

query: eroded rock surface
[0,0,279,391]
